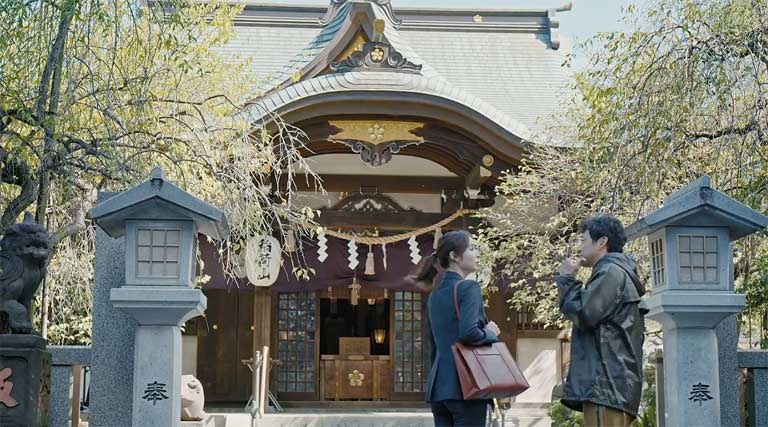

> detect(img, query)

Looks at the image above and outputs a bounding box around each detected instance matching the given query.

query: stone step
[190,411,552,427]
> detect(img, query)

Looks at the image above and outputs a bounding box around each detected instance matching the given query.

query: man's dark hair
[579,215,627,253]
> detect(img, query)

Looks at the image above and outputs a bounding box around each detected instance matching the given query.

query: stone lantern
[90,167,227,427]
[627,176,767,427]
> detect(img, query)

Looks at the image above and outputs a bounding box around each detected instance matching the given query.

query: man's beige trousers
[583,403,635,427]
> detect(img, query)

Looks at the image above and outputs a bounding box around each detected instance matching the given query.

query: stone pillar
[717,315,740,426]
[739,350,768,426]
[0,335,51,427]
[627,176,768,427]
[49,346,91,427]
[89,217,135,427]
[110,288,204,426]
[647,299,743,426]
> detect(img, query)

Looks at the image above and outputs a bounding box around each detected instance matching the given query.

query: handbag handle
[453,280,489,323]
[453,280,463,320]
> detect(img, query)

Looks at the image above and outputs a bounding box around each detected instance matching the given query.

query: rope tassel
[365,244,376,275]
[433,227,443,250]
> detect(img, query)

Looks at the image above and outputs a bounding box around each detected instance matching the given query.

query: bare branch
[0,147,39,234]
[50,179,102,249]
[685,121,758,140]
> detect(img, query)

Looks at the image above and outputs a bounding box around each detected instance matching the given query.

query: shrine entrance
[270,286,428,403]
[318,298,390,358]
[318,297,391,401]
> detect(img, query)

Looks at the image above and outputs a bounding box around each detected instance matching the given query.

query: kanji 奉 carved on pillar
[0,212,50,334]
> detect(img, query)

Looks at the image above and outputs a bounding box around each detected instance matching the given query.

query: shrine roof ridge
[231,1,569,16]
[231,1,568,34]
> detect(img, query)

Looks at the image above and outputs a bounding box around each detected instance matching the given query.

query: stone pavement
[179,406,551,427]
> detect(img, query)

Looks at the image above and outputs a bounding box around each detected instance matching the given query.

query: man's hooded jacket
[556,253,648,417]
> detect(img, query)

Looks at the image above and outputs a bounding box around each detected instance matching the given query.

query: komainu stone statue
[0,212,50,334]
[180,375,206,421]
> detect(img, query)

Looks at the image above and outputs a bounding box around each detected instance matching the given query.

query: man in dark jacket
[556,215,647,427]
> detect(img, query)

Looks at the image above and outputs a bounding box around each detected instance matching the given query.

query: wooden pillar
[486,292,517,359]
[252,288,272,355]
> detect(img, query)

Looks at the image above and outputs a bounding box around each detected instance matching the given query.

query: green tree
[480,0,768,327]
[0,0,317,343]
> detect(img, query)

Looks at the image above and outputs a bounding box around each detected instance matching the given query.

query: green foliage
[548,401,583,427]
[480,0,768,327]
[635,362,658,427]
[2,1,319,344]
[46,316,92,346]
[547,361,658,427]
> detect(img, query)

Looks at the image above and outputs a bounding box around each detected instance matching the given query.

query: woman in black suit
[417,230,501,427]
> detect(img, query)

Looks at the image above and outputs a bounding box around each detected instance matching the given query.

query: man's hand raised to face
[558,257,584,276]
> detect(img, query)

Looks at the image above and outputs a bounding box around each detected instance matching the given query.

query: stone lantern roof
[627,176,768,241]
[90,167,228,240]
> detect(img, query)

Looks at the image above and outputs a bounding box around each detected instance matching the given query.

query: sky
[253,0,639,69]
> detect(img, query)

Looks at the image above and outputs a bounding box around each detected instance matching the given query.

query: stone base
[181,414,225,427]
[0,335,51,427]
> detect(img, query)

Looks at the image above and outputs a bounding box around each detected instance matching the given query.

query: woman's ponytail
[414,230,471,287]
[415,252,439,284]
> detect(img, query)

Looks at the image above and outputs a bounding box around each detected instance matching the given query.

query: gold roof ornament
[373,19,386,42]
[328,120,425,167]
[329,120,423,146]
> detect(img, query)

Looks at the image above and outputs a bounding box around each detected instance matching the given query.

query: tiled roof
[243,71,539,145]
[218,1,574,145]
[400,28,572,140]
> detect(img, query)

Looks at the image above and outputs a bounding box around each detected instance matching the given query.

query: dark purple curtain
[200,234,435,293]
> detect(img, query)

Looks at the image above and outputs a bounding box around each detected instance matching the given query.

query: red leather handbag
[451,281,530,400]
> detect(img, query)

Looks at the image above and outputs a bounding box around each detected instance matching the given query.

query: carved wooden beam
[466,165,493,190]
[283,174,466,194]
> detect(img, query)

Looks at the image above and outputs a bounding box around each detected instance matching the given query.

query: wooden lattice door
[275,291,318,400]
[391,290,428,400]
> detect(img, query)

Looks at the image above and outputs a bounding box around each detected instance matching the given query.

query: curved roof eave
[242,71,569,148]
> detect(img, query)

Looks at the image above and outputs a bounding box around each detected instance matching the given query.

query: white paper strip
[408,235,422,265]
[348,239,359,270]
[382,243,388,270]
[317,231,328,263]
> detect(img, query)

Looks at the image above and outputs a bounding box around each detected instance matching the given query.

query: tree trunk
[34,0,78,336]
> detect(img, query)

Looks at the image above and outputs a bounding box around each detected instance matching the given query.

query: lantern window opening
[136,227,182,278]
[677,235,719,284]
[650,238,665,288]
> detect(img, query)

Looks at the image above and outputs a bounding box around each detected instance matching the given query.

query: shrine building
[183,0,573,408]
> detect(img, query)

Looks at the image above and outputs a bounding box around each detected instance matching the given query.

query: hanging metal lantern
[374,329,386,344]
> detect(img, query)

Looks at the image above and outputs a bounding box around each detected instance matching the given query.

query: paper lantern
[245,235,281,287]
